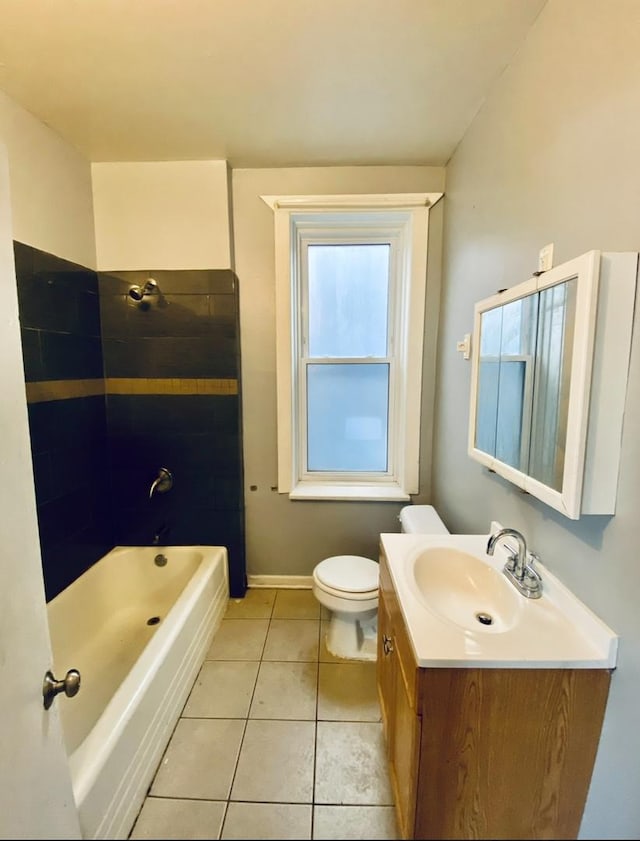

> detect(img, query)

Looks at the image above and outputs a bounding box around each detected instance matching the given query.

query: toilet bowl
[312,555,379,661]
[312,505,449,662]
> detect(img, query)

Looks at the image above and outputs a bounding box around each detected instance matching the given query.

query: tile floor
[128,588,399,840]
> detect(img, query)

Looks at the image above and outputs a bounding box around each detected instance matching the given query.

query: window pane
[308,244,389,357]
[307,363,389,472]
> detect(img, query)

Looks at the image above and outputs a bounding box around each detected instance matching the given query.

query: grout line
[136,591,391,840]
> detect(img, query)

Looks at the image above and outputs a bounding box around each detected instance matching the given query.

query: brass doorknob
[42,668,81,710]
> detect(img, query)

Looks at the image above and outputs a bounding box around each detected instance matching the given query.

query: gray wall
[433,2,640,837]
[231,166,446,578]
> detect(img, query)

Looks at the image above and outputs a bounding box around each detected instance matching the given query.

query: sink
[380,531,619,668]
[411,546,522,633]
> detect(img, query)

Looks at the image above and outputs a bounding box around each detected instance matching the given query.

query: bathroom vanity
[376,532,617,840]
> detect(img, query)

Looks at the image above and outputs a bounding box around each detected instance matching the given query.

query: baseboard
[247,574,313,589]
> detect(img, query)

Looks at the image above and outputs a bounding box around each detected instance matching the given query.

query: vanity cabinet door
[377,551,421,840]
[377,587,395,746]
[391,646,421,839]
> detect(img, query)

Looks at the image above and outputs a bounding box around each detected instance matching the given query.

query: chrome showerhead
[128,277,159,301]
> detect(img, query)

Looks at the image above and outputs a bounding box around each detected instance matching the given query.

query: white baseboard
[247,574,313,589]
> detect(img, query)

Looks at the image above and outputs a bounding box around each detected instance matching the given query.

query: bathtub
[47,545,229,839]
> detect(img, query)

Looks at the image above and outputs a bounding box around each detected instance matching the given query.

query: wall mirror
[468,250,600,519]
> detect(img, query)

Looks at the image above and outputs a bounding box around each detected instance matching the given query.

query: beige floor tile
[314,722,393,805]
[273,588,320,619]
[222,802,312,840]
[317,663,381,722]
[312,805,399,840]
[225,588,277,619]
[150,718,245,800]
[249,661,318,720]
[183,660,260,718]
[206,618,270,660]
[230,719,316,803]
[130,797,226,840]
[262,619,320,662]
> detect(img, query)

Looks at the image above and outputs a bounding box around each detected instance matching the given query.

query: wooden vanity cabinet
[377,547,612,840]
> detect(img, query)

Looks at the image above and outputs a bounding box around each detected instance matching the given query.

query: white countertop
[379,532,618,669]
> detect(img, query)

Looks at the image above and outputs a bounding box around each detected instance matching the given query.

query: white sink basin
[411,546,522,633]
[380,532,618,669]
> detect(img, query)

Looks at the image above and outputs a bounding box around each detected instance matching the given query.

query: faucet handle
[502,543,519,572]
[526,551,540,570]
[149,467,173,499]
[523,551,543,592]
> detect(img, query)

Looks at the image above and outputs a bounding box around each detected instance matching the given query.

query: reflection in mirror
[528,278,577,490]
[475,293,538,471]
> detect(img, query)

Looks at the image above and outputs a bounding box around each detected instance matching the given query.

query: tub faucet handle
[150,467,173,500]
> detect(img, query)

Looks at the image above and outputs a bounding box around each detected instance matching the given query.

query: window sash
[296,230,401,483]
[299,358,394,480]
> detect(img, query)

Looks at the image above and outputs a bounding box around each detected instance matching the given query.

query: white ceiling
[0,0,547,167]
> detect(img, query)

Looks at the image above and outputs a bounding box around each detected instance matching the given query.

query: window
[263,193,443,501]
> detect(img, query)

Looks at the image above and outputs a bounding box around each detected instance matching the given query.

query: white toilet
[312,504,449,661]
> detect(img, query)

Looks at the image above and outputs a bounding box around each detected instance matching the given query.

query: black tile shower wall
[99,269,246,597]
[13,242,114,601]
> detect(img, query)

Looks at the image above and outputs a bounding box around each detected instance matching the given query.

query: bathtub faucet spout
[153,524,170,546]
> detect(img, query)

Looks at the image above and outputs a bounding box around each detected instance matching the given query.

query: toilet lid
[315,555,378,594]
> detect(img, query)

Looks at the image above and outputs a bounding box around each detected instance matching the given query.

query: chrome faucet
[486,527,543,599]
[149,467,173,500]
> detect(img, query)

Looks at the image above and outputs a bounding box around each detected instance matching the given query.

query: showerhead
[128,278,159,301]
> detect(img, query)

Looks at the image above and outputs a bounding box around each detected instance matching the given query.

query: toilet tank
[399,505,449,534]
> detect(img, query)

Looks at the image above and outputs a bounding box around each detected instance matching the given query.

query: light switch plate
[539,243,554,272]
[456,333,471,360]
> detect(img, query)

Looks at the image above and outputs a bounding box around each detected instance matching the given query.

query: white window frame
[262,192,443,501]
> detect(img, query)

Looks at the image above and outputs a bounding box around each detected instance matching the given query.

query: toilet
[312,504,449,661]
[398,503,449,536]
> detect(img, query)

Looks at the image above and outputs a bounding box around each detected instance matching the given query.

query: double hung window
[264,193,442,500]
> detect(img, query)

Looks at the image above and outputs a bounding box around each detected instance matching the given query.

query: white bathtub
[47,545,229,839]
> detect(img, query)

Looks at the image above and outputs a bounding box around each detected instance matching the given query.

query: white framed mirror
[468,250,600,519]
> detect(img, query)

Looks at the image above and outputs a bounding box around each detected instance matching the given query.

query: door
[0,142,81,839]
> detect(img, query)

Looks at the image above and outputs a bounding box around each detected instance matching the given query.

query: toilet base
[325,607,378,662]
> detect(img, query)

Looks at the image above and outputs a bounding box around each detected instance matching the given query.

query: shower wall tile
[100,269,246,598]
[13,246,246,601]
[102,334,237,378]
[100,294,225,339]
[25,394,112,598]
[14,242,112,602]
[20,328,44,381]
[39,332,104,380]
[14,241,101,338]
[100,268,235,296]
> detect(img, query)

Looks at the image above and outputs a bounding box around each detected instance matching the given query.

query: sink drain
[147,616,161,626]
[475,612,494,626]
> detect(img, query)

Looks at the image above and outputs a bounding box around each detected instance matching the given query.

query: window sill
[288,482,411,502]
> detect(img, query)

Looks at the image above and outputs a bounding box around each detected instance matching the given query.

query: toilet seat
[313,555,378,599]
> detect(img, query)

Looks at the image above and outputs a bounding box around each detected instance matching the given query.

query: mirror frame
[468,250,600,519]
